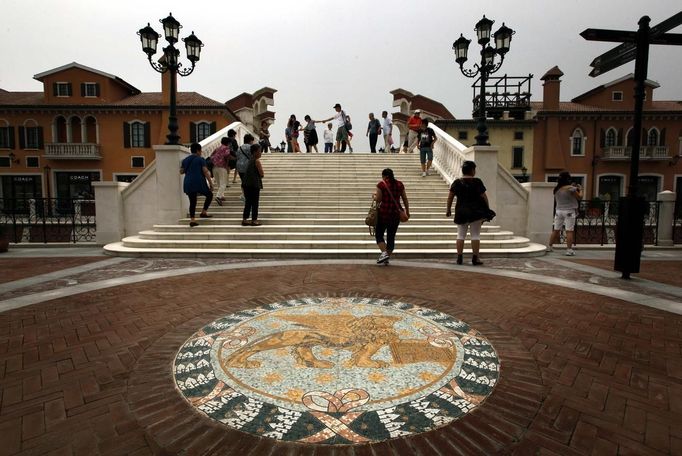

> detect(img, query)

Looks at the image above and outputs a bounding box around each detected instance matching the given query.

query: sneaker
[421,172,426,177]
[456,254,463,265]
[216,197,223,206]
[565,249,575,256]
[376,251,390,264]
[426,169,430,176]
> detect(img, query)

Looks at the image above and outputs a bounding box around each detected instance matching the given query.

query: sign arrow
[590,47,636,70]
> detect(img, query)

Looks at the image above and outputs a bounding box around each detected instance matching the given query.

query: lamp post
[138,13,203,145]
[453,16,514,146]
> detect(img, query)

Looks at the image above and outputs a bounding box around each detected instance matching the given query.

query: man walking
[317,103,348,153]
[404,109,422,153]
[366,113,381,153]
[418,118,437,177]
[381,111,393,154]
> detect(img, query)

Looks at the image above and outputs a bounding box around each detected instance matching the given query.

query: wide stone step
[152,224,502,233]
[138,230,516,241]
[103,242,548,258]
[120,236,533,250]
[178,216,468,224]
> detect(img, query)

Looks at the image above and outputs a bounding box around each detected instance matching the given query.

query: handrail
[429,123,468,185]
[199,121,256,157]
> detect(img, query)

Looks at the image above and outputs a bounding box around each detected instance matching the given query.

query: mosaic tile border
[172,296,500,444]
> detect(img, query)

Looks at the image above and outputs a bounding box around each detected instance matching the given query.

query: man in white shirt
[381,111,393,154]
[323,123,334,153]
[317,103,348,153]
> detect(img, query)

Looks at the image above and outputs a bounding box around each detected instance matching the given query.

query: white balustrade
[429,123,467,185]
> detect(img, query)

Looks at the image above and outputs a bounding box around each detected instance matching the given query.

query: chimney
[541,66,563,111]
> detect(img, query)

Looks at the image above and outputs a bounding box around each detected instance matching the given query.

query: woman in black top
[446,161,490,266]
[241,144,264,226]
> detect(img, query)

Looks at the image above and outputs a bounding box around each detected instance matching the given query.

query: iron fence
[0,197,96,243]
[560,200,660,246]
[674,201,682,244]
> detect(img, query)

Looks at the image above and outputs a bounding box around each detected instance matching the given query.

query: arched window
[55,116,67,143]
[605,128,617,147]
[84,116,97,143]
[647,128,659,146]
[196,122,212,142]
[22,119,42,149]
[70,116,82,143]
[625,128,634,147]
[571,128,585,156]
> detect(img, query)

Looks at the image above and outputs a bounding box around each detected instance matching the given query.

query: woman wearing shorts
[547,171,583,256]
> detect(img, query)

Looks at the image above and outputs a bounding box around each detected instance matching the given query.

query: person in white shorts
[547,171,583,255]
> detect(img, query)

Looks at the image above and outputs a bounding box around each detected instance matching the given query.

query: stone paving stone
[569,259,682,287]
[0,260,680,454]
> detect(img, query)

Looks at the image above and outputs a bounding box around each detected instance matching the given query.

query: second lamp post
[138,13,204,145]
[453,16,514,146]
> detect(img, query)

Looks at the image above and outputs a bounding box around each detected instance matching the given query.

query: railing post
[154,144,191,224]
[93,182,128,244]
[656,190,675,246]
[521,182,554,245]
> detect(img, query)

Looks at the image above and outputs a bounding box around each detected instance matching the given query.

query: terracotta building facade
[532,66,682,202]
[0,62,275,201]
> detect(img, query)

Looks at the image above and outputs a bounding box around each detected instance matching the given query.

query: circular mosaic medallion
[173,297,500,444]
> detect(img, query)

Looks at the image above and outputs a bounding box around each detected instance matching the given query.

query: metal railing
[0,198,96,243]
[560,200,660,245]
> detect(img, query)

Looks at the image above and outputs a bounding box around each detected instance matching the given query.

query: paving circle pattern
[173,296,500,444]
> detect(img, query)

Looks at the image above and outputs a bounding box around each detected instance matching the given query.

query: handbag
[365,200,379,236]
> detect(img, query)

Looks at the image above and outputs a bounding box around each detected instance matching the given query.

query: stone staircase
[103,154,546,258]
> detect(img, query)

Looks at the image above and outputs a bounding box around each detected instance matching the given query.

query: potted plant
[0,225,9,253]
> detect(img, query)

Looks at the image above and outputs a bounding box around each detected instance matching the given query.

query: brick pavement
[0,261,681,455]
[568,259,682,288]
[0,257,106,284]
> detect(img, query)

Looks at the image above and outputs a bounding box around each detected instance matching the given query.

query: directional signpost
[581,12,682,279]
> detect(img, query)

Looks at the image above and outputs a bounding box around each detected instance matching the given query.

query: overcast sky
[2,0,681,148]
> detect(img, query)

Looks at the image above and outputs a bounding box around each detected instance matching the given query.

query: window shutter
[52,83,58,96]
[18,126,25,149]
[67,83,73,96]
[660,128,666,146]
[8,127,15,149]
[143,122,151,148]
[123,122,130,148]
[80,83,86,97]
[189,122,196,143]
[37,127,44,149]
[599,129,605,147]
[210,121,217,134]
[95,83,100,97]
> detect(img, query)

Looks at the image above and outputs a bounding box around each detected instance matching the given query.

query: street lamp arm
[459,64,481,78]
[177,62,196,77]
[487,55,506,75]
[147,57,168,74]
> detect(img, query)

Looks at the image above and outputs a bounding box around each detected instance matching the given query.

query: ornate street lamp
[138,13,203,145]
[453,16,514,146]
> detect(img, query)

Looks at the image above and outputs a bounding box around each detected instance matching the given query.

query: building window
[571,128,585,156]
[54,82,72,97]
[512,147,524,169]
[196,122,212,142]
[458,131,468,140]
[81,83,99,97]
[26,157,39,168]
[0,156,10,167]
[514,131,523,140]
[647,128,659,146]
[131,156,145,168]
[124,121,150,148]
[24,127,41,149]
[115,175,138,183]
[605,128,617,147]
[612,91,623,101]
[0,126,13,149]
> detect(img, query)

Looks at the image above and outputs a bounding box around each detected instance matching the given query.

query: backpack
[236,145,252,174]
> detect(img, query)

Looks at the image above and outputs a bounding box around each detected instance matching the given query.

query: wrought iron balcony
[601,145,669,160]
[45,143,102,160]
